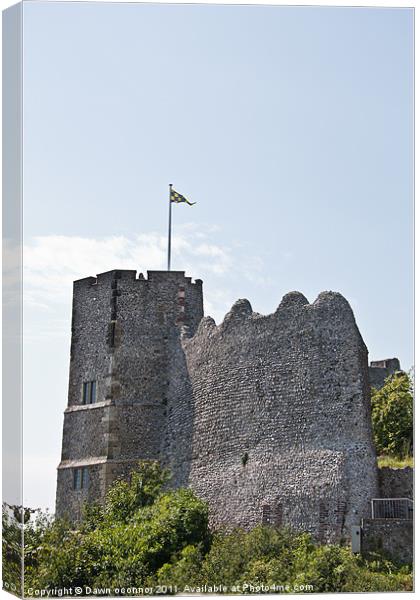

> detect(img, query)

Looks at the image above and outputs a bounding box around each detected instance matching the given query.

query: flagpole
[167,183,172,271]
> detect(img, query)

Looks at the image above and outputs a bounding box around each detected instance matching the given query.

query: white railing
[370,498,413,520]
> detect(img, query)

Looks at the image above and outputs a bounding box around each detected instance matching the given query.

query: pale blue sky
[20,1,413,510]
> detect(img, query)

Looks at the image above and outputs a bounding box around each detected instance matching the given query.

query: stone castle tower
[56,269,379,542]
[56,270,203,519]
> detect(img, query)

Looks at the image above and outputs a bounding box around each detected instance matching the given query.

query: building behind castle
[56,270,408,548]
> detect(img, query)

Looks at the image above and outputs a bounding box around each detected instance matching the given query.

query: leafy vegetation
[2,504,23,596]
[371,371,413,459]
[2,461,413,596]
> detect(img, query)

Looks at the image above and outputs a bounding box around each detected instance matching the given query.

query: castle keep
[57,269,380,542]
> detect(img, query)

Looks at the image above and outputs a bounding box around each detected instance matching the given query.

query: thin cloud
[22,232,234,309]
[21,231,284,332]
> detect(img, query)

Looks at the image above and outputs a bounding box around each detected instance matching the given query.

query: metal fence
[371,498,413,520]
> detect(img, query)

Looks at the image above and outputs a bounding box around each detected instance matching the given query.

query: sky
[17,1,413,511]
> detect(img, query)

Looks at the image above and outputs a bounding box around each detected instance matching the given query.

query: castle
[56,269,398,544]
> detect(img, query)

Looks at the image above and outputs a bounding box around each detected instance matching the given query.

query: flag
[170,188,196,206]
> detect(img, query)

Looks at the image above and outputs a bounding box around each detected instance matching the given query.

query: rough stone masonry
[56,270,379,543]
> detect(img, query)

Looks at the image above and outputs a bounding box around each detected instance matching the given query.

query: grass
[377,455,413,469]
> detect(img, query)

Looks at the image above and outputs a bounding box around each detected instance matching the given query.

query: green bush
[371,371,413,458]
[2,503,23,596]
[201,526,310,588]
[2,461,412,595]
[23,461,209,591]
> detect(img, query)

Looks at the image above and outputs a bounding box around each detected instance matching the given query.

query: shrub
[371,371,413,458]
[3,461,411,595]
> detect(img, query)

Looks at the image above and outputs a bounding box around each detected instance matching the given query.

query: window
[91,381,96,403]
[82,380,97,404]
[73,467,89,491]
[73,468,82,490]
[82,382,89,403]
[82,467,89,489]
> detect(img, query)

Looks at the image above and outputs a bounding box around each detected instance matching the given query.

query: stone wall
[368,358,401,389]
[56,270,203,519]
[61,405,108,460]
[177,291,379,542]
[379,467,413,499]
[361,518,413,564]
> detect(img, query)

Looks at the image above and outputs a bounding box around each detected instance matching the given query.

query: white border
[0,1,415,599]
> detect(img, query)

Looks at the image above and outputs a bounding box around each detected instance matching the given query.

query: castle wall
[161,329,196,488]
[361,519,413,564]
[176,291,379,542]
[57,271,381,540]
[56,270,203,519]
[378,467,413,499]
[369,358,401,389]
[61,406,108,460]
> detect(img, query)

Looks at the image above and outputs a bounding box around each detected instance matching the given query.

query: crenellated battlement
[73,269,203,289]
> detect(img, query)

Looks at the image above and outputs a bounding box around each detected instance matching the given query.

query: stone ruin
[56,270,408,552]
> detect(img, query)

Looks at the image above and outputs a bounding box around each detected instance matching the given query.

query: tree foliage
[371,371,413,458]
[23,461,209,591]
[3,460,413,595]
[2,503,53,596]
